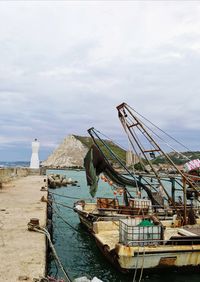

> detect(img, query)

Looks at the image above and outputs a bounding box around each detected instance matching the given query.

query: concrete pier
[0,175,47,282]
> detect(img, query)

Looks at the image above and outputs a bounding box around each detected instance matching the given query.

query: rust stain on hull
[159,257,177,266]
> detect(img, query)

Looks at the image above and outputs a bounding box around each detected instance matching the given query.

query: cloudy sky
[1,1,200,161]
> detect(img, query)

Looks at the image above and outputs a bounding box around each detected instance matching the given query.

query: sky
[1,0,200,161]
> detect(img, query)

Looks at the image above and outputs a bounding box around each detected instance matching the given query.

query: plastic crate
[119,218,162,246]
[129,198,152,209]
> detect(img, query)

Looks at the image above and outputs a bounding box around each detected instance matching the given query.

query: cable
[138,119,191,161]
[31,225,72,282]
[52,201,75,211]
[48,200,79,233]
[128,104,192,153]
[132,247,140,282]
[90,127,141,188]
[138,247,145,282]
[49,191,92,202]
[95,128,129,155]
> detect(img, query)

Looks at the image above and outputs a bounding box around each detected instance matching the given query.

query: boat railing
[126,237,200,247]
[94,204,200,216]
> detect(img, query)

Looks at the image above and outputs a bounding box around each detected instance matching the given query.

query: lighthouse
[30,138,40,168]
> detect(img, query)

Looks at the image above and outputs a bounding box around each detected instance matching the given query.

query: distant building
[30,138,40,169]
[126,151,139,167]
[126,150,133,167]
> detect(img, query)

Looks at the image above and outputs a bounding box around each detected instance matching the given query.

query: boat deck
[93,220,119,249]
[94,230,119,250]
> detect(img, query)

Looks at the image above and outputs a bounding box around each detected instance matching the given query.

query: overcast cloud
[1,1,200,161]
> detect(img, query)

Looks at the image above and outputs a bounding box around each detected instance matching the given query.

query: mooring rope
[49,191,92,202]
[52,201,75,211]
[138,247,145,282]
[29,224,71,282]
[132,246,140,282]
[48,200,79,233]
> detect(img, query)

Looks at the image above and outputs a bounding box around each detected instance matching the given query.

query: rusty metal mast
[116,103,200,222]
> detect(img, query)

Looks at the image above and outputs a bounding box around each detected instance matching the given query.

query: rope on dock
[33,276,64,282]
[28,222,72,282]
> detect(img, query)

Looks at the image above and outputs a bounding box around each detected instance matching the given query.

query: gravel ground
[0,175,47,282]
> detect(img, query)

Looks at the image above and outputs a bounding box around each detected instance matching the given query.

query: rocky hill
[42,135,126,168]
[42,134,199,169]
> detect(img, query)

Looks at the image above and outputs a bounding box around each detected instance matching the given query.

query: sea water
[47,170,200,282]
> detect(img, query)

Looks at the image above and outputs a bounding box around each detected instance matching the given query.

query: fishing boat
[74,102,200,272]
[92,215,200,273]
[74,195,153,232]
[74,129,176,231]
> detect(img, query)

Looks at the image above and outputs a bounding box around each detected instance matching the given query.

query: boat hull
[78,212,95,232]
[75,208,133,232]
[95,238,200,273]
[74,204,200,273]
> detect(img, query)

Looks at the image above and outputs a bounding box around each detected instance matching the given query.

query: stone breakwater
[0,167,41,184]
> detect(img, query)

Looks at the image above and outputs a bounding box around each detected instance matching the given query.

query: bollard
[28,218,40,231]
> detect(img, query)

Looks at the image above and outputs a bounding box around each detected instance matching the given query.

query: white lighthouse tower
[30,138,40,169]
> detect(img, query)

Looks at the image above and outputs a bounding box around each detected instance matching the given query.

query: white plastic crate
[129,198,152,209]
[119,218,162,246]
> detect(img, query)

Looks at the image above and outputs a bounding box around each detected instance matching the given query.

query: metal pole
[170,177,175,202]
[182,176,187,225]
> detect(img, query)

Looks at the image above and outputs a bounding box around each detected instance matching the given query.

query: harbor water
[47,169,200,282]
